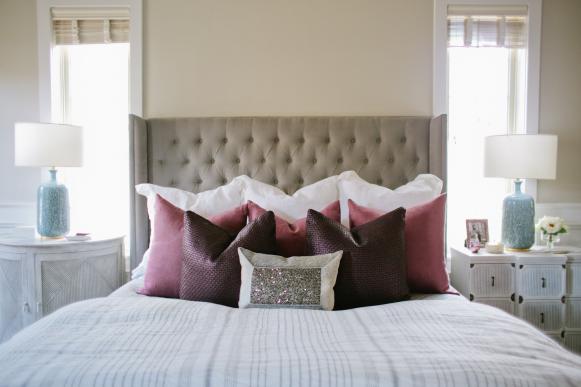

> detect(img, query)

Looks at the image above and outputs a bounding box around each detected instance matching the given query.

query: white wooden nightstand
[0,235,125,343]
[451,245,581,354]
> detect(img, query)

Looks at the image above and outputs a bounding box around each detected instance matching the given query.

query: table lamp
[484,134,557,251]
[15,122,83,238]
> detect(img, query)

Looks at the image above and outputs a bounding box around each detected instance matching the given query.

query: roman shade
[52,7,129,45]
[447,5,527,48]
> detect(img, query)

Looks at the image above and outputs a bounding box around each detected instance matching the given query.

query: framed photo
[466,219,489,247]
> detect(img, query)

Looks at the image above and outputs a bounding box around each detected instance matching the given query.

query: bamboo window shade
[447,5,528,48]
[52,7,129,45]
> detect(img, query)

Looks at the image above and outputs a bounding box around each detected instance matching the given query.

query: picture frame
[465,219,489,247]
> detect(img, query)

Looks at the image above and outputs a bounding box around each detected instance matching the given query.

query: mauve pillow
[247,200,341,257]
[348,194,449,293]
[180,210,277,307]
[306,207,409,310]
[140,195,248,298]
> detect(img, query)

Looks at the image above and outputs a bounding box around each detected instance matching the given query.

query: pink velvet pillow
[348,194,450,293]
[140,194,248,298]
[247,200,341,257]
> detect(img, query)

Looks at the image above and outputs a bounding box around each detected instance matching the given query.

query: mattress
[0,280,580,386]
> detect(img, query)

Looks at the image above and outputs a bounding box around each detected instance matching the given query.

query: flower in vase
[535,216,569,236]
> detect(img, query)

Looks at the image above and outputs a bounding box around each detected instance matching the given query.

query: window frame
[433,0,542,198]
[36,0,142,120]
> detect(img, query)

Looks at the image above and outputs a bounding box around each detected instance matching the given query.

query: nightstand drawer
[566,298,581,328]
[563,331,581,354]
[518,301,564,331]
[518,264,565,298]
[568,264,581,296]
[474,298,514,314]
[470,264,514,297]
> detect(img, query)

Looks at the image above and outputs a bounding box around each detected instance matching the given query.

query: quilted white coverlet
[0,286,580,386]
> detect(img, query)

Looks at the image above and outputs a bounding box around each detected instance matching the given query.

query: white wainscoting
[0,202,35,230]
[536,203,581,247]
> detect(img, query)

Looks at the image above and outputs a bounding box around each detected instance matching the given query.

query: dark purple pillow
[180,210,276,307]
[306,207,409,310]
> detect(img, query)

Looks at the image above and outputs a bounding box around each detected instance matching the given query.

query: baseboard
[0,202,35,228]
[536,203,581,247]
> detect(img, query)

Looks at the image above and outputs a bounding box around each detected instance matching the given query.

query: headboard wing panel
[129,114,447,269]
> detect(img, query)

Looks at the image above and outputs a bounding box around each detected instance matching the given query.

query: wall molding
[0,202,35,228]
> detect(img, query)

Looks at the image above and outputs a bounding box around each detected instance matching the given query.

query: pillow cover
[139,195,248,298]
[348,194,450,294]
[238,248,343,311]
[306,207,409,310]
[247,200,341,257]
[132,178,246,279]
[180,210,277,307]
[337,170,442,226]
[238,175,339,220]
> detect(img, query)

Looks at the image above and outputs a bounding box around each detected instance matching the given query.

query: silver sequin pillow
[238,248,342,311]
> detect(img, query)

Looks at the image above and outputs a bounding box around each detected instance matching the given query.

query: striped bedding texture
[0,282,580,386]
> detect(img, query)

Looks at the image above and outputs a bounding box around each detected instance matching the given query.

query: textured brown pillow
[180,210,276,307]
[306,207,409,310]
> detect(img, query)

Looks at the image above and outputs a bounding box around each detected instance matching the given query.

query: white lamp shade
[15,122,83,167]
[484,134,557,179]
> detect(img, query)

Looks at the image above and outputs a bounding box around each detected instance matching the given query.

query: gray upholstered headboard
[129,114,447,270]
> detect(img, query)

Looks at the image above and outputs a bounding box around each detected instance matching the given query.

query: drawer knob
[491,276,495,287]
[541,277,546,288]
[540,312,545,325]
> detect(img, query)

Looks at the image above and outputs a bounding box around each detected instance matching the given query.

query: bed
[1,114,580,386]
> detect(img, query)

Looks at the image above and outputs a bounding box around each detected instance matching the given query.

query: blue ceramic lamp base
[502,179,535,251]
[37,169,70,238]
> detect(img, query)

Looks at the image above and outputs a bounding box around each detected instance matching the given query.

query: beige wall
[538,0,581,203]
[0,0,40,207]
[0,0,579,211]
[143,0,433,117]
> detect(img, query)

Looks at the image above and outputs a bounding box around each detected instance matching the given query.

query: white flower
[536,216,568,235]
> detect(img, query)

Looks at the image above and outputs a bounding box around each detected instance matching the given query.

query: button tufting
[377,179,383,185]
[298,178,304,184]
[209,158,215,164]
[183,159,190,165]
[158,160,164,166]
[273,178,278,185]
[376,138,381,144]
[261,157,266,163]
[325,137,331,144]
[273,137,279,143]
[350,138,356,144]
[337,157,343,164]
[401,136,407,144]
[222,138,228,144]
[364,158,369,164]
[312,158,317,164]
[221,178,227,184]
[172,139,179,145]
[235,158,240,164]
[299,138,305,144]
[287,158,292,163]
[388,157,395,163]
[196,138,202,145]
[248,137,254,143]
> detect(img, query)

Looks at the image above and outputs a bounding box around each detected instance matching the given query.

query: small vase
[542,233,560,251]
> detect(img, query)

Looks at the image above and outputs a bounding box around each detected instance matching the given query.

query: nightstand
[451,246,581,354]
[0,235,125,343]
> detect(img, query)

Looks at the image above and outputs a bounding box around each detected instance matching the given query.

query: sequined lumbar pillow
[238,248,343,311]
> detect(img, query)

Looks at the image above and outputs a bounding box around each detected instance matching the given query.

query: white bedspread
[0,281,580,386]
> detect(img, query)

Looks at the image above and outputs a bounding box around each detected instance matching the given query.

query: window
[50,8,130,247]
[441,3,537,248]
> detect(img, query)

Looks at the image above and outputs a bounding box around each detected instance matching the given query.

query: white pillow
[338,171,443,225]
[238,175,339,221]
[131,178,246,279]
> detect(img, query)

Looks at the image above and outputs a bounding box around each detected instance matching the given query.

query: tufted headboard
[129,114,447,270]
